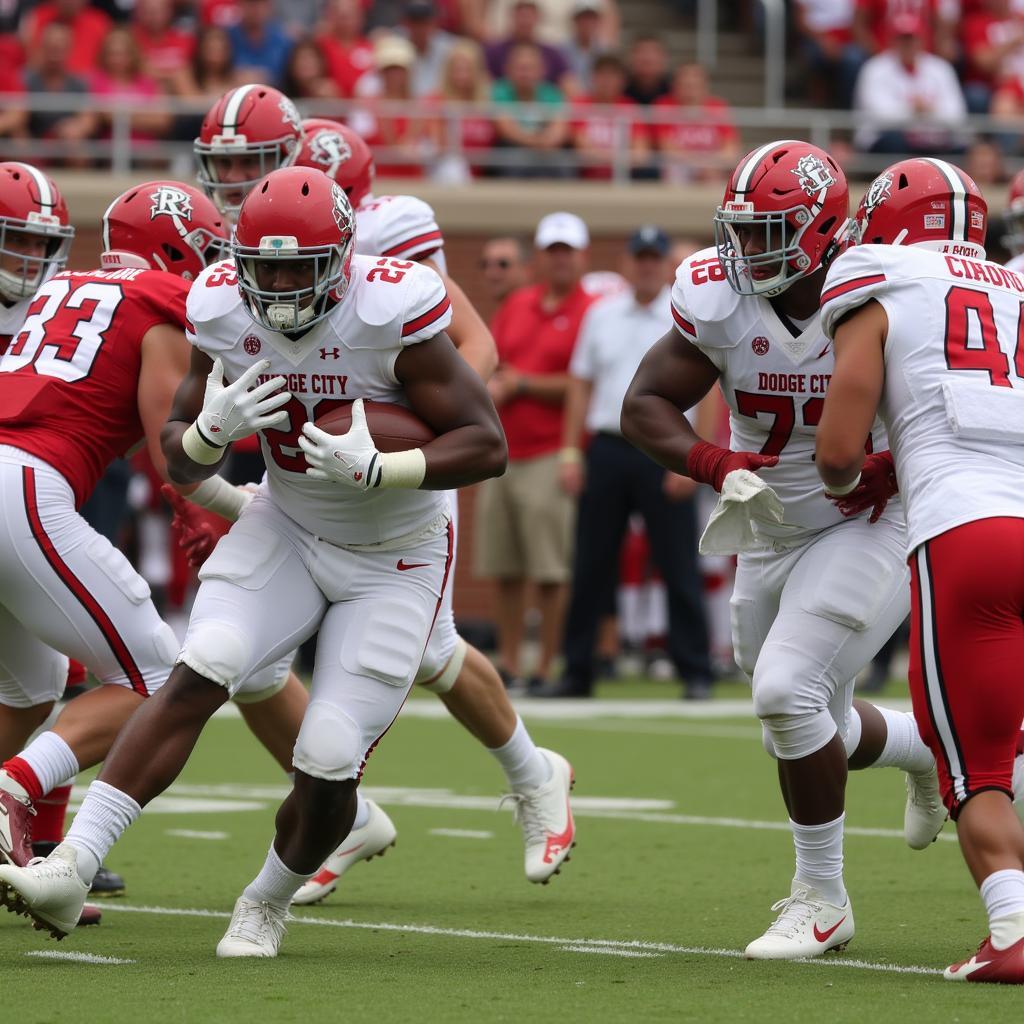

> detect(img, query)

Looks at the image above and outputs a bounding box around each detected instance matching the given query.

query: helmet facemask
[194,137,298,222]
[0,215,73,303]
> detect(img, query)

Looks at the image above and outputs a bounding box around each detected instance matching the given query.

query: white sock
[64,780,141,886]
[870,708,934,773]
[19,731,79,796]
[488,717,551,791]
[982,869,1024,948]
[243,844,312,908]
[352,790,371,830]
[792,813,847,906]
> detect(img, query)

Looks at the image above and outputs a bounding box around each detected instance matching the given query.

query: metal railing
[0,93,1018,182]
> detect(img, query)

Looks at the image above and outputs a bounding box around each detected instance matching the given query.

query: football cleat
[216,897,289,958]
[945,934,1024,983]
[79,903,101,927]
[291,799,397,906]
[904,762,947,849]
[0,777,35,867]
[32,841,126,897]
[744,881,855,960]
[0,843,89,938]
[501,749,576,884]
[1012,736,1024,826]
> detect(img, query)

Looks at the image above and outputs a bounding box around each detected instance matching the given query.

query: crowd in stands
[794,0,1024,161]
[0,0,741,180]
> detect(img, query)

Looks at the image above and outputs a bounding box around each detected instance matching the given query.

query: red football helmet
[296,118,375,207]
[1003,168,1024,257]
[101,181,229,281]
[0,161,74,303]
[714,140,850,297]
[855,158,987,258]
[233,167,356,333]
[194,84,303,221]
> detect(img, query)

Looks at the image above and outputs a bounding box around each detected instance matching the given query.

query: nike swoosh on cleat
[310,869,340,886]
[813,917,847,943]
[948,957,993,977]
[542,799,575,864]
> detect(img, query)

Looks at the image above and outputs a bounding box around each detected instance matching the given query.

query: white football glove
[298,398,426,490]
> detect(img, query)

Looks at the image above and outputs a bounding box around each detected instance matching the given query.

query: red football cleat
[945,935,1024,983]
[0,787,35,868]
[78,903,101,927]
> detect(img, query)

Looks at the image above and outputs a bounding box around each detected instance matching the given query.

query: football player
[1003,168,1024,275]
[620,141,943,960]
[817,158,1024,983]
[0,167,508,959]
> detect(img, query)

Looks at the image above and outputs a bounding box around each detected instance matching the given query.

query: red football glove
[825,450,898,524]
[161,484,226,568]
[686,441,780,493]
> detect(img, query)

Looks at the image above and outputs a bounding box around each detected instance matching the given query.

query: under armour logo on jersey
[792,154,835,200]
[319,347,340,360]
[310,130,352,177]
[149,186,193,223]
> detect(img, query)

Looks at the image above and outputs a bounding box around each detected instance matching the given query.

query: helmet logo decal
[279,97,301,134]
[310,130,352,176]
[971,209,985,230]
[862,172,893,221]
[150,186,194,223]
[792,154,836,200]
[924,214,945,230]
[331,182,350,231]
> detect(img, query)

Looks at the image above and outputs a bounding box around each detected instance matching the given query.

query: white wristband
[182,421,226,466]
[825,472,861,497]
[188,476,254,522]
[376,448,427,489]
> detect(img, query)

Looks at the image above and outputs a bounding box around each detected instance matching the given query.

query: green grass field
[2,685,1019,1023]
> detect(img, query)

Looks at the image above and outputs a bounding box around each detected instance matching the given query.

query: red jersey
[491,282,596,460]
[0,267,187,507]
[652,95,737,153]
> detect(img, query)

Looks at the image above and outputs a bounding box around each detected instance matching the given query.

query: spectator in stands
[965,137,1007,185]
[315,0,374,98]
[366,0,476,35]
[24,22,98,166]
[425,38,495,179]
[852,11,967,154]
[282,38,340,101]
[400,0,455,98]
[793,0,867,108]
[564,0,613,94]
[0,0,24,70]
[0,61,27,140]
[351,34,431,177]
[486,0,619,48]
[624,34,671,105]
[570,52,648,179]
[485,0,570,87]
[554,226,712,699]
[201,0,242,30]
[132,0,196,94]
[22,0,111,77]
[653,62,739,183]
[852,0,958,64]
[273,0,320,40]
[227,0,293,86]
[963,0,1024,115]
[492,41,570,178]
[174,26,242,140]
[90,26,173,146]
[479,235,530,309]
[475,212,597,692]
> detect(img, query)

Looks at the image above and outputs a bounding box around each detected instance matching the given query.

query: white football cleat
[291,799,397,906]
[904,762,947,849]
[501,748,576,884]
[1012,749,1024,826]
[216,896,289,958]
[0,843,90,939]
[744,881,854,960]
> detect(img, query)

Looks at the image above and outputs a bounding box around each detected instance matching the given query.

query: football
[313,400,435,453]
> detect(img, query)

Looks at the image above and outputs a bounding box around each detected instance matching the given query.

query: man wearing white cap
[475,212,597,691]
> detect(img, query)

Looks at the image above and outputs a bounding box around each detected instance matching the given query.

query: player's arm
[162,347,226,484]
[138,324,196,485]
[422,259,498,381]
[816,299,888,493]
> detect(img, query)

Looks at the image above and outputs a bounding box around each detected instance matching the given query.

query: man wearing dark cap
[400,0,455,97]
[552,226,712,698]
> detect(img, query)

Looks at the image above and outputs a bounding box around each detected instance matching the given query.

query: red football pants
[909,517,1024,819]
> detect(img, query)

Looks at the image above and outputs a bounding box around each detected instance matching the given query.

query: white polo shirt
[570,285,672,436]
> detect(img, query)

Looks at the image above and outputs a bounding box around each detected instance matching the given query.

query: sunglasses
[479,258,512,270]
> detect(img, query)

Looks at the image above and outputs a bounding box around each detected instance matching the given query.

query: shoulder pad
[360,194,444,261]
[186,259,243,326]
[671,246,743,347]
[820,245,891,340]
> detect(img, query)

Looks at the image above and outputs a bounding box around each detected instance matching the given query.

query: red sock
[33,784,71,843]
[66,660,86,688]
[2,757,44,802]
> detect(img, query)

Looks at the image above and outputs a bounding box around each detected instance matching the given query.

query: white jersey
[822,243,1024,553]
[186,254,451,546]
[671,247,890,540]
[355,193,447,274]
[0,294,32,353]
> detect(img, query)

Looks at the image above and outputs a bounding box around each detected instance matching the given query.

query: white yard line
[561,945,663,958]
[97,904,939,976]
[24,951,135,965]
[165,830,230,841]
[429,828,494,840]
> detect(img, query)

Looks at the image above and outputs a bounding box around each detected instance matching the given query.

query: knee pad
[292,700,363,781]
[177,619,251,692]
[753,664,837,760]
[341,600,429,688]
[417,636,467,693]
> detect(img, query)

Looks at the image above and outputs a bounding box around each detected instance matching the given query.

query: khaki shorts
[473,452,574,583]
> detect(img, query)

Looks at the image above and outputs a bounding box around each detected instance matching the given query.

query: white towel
[942,380,1024,444]
[699,469,787,556]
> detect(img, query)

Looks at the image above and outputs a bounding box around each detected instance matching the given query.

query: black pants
[562,433,711,692]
